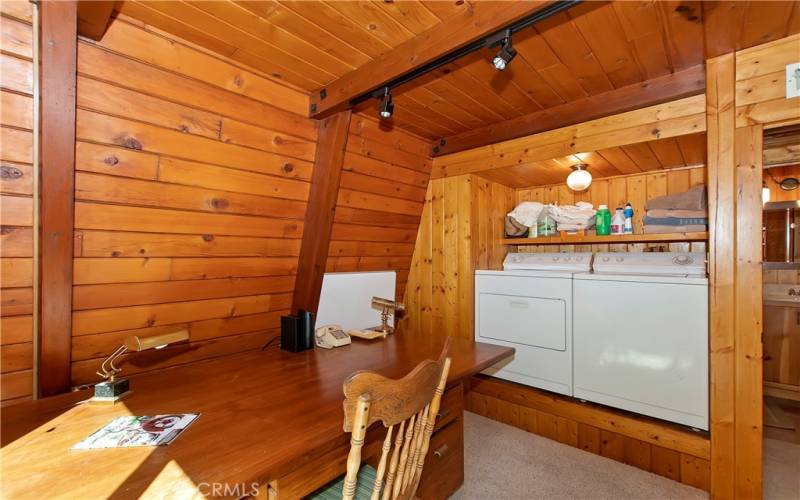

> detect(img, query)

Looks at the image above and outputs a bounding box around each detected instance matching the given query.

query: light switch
[788,62,800,99]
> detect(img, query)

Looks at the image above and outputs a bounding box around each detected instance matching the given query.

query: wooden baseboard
[466,375,711,492]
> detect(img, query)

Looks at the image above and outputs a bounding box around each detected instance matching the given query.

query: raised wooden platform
[466,375,711,492]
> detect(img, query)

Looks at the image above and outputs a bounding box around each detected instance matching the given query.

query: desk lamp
[92,329,189,404]
[371,297,405,334]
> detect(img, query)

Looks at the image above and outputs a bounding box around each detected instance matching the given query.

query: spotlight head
[492,39,517,71]
[378,87,394,120]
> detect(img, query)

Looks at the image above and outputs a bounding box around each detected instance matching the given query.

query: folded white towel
[550,202,596,229]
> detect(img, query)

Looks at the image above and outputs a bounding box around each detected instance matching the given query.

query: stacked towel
[507,202,544,228]
[550,202,596,232]
[643,184,708,234]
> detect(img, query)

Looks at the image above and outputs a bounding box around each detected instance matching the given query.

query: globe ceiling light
[566,163,592,191]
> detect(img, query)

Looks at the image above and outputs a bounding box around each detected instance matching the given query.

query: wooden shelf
[501,232,709,246]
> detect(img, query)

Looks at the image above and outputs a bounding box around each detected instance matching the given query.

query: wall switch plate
[787,62,800,99]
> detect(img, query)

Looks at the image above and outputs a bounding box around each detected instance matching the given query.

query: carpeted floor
[454,411,800,500]
[453,411,707,500]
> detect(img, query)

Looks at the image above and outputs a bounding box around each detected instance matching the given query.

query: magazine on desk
[72,414,200,449]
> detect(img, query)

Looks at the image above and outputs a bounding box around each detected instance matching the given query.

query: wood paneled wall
[68,16,316,386]
[514,166,708,253]
[1,2,34,404]
[402,175,512,339]
[328,115,431,300]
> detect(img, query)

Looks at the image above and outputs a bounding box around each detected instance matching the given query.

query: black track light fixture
[378,87,394,120]
[491,29,516,71]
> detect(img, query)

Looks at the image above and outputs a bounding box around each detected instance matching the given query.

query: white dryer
[475,252,593,396]
[573,252,709,429]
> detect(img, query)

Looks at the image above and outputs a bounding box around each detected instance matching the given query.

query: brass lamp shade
[124,329,189,352]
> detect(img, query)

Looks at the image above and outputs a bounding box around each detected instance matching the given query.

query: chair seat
[309,464,379,500]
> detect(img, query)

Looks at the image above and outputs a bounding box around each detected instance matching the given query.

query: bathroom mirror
[763,201,800,269]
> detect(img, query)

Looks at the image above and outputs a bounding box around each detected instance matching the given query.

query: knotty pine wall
[0,9,432,398]
[328,115,431,300]
[403,166,708,340]
[0,2,34,404]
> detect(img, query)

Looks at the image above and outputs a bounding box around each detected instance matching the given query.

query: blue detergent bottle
[623,202,634,234]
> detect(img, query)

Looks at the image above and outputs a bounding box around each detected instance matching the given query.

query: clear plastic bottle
[595,205,611,236]
[611,208,625,235]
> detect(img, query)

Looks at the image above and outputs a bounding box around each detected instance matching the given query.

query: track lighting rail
[350,0,581,110]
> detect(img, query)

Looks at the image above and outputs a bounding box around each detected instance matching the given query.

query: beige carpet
[764,438,800,500]
[453,411,707,500]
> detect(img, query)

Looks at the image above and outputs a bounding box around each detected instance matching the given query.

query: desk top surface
[0,333,512,499]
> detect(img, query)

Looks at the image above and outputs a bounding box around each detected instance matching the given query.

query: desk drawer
[417,417,464,500]
[436,383,464,431]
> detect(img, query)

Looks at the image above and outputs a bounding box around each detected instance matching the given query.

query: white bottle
[611,208,625,235]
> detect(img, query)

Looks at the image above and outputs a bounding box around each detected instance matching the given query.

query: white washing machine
[573,252,709,429]
[475,252,593,396]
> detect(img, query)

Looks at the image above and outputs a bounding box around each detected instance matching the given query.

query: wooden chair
[310,340,451,500]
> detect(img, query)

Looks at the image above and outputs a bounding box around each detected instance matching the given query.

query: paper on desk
[72,414,199,449]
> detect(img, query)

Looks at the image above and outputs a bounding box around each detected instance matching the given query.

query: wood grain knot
[116,135,143,150]
[0,226,13,235]
[651,128,661,137]
[273,136,284,145]
[282,163,294,173]
[202,234,214,242]
[233,75,244,87]
[111,251,121,257]
[0,165,23,179]
[103,155,119,166]
[210,198,229,210]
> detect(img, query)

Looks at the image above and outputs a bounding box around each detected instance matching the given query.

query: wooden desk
[1,333,512,499]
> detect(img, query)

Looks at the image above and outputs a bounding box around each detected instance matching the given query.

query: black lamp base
[91,378,132,404]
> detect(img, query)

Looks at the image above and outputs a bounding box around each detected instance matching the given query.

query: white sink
[764,284,800,303]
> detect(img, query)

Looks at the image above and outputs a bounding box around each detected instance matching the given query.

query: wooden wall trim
[432,65,706,157]
[76,1,115,41]
[291,111,352,314]
[39,0,77,397]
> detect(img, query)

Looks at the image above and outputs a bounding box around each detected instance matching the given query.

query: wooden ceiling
[476,132,708,188]
[113,1,800,142]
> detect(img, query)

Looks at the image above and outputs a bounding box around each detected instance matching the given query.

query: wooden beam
[432,65,706,156]
[76,1,115,41]
[39,0,77,396]
[308,1,551,119]
[431,94,706,178]
[706,52,737,500]
[291,111,352,314]
[734,124,763,499]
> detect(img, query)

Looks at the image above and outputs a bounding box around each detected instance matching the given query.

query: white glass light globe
[567,167,592,191]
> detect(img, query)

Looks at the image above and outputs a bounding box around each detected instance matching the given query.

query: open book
[72,414,199,449]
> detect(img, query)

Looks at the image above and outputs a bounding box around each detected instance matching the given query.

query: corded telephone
[314,324,351,349]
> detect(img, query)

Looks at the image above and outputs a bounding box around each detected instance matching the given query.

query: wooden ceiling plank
[117,1,322,90]
[596,147,643,175]
[406,86,486,130]
[739,0,795,49]
[308,0,551,118]
[371,0,441,34]
[419,0,471,22]
[612,1,672,79]
[234,1,372,68]
[77,1,115,41]
[534,12,615,96]
[453,51,542,115]
[422,69,508,124]
[189,0,356,76]
[391,94,464,136]
[702,1,747,59]
[647,137,688,169]
[676,132,708,166]
[375,104,450,140]
[433,64,705,155]
[656,0,705,70]
[575,151,622,178]
[325,0,415,47]
[621,143,662,172]
[431,61,522,120]
[567,2,644,88]
[116,1,238,58]
[504,55,564,109]
[144,1,338,83]
[278,0,392,59]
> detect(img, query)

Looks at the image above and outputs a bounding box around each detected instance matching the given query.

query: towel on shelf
[643,224,707,234]
[643,216,709,226]
[550,202,596,231]
[646,184,707,210]
[646,209,707,218]
[507,201,545,228]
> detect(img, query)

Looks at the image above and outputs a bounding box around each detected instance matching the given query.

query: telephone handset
[315,324,351,349]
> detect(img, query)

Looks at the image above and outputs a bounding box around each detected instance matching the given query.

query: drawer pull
[433,444,449,458]
[509,300,528,309]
